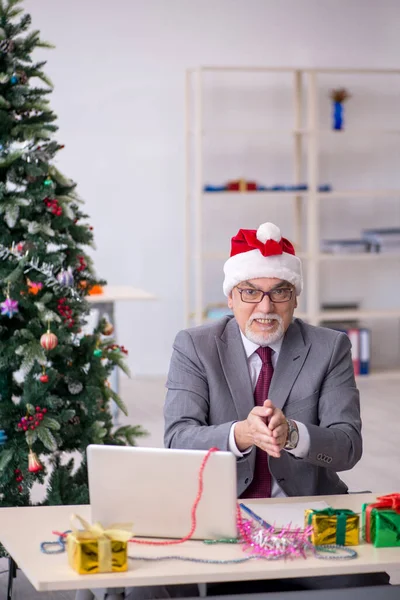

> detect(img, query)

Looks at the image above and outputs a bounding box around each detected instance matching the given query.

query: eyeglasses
[236,287,293,304]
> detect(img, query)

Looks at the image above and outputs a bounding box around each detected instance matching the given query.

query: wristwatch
[284,419,299,450]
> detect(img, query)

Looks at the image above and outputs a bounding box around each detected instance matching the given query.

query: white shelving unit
[185,66,400,377]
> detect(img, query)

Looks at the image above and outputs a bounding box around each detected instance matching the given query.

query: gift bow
[307,508,356,546]
[69,514,133,573]
[376,494,400,513]
[365,494,400,543]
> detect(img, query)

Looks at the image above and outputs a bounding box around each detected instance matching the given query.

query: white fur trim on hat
[223,249,303,296]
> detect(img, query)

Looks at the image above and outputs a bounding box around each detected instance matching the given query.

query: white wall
[24,0,400,375]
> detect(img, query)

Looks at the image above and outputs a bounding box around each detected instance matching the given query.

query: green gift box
[362,495,400,548]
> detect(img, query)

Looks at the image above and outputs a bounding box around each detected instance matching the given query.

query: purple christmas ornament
[1,297,19,318]
[57,267,74,287]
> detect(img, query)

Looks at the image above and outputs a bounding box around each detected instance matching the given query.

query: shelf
[186,64,400,363]
[202,190,308,198]
[190,128,303,136]
[197,67,400,74]
[191,128,400,137]
[201,190,400,199]
[318,252,400,261]
[317,309,400,321]
[356,369,400,381]
[319,189,400,199]
[305,128,400,136]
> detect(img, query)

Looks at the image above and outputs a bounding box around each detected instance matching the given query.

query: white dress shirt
[228,331,310,498]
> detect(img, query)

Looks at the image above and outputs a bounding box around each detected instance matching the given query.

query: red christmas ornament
[57,298,74,328]
[28,449,43,473]
[39,374,49,383]
[40,331,58,351]
[44,197,63,216]
[102,321,114,336]
[76,255,87,272]
[17,407,46,431]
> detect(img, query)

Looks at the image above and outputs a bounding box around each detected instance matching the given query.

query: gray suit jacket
[164,316,362,497]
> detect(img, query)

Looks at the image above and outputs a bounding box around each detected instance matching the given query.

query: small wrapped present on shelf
[227,179,258,192]
[67,514,132,574]
[305,507,359,546]
[362,493,400,547]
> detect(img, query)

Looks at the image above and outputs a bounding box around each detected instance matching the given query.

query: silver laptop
[87,445,237,540]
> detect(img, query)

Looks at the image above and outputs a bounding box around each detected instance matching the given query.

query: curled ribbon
[365,493,400,544]
[67,514,133,573]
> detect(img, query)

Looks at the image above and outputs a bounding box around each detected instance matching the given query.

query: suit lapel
[269,319,311,411]
[216,318,255,420]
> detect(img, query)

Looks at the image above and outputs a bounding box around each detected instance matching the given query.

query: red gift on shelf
[227,179,258,192]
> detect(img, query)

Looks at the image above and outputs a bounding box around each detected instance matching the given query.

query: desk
[0,494,399,594]
[86,285,156,303]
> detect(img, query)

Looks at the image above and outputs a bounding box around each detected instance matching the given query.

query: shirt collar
[240,329,284,359]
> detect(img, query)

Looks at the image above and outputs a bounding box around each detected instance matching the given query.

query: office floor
[1,375,399,599]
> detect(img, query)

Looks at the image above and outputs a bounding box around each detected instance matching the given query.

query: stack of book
[320,239,371,254]
[321,227,400,255]
[361,228,400,253]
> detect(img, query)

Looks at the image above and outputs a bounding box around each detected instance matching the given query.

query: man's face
[227,277,297,346]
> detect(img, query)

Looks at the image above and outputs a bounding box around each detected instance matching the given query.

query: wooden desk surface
[0,494,398,593]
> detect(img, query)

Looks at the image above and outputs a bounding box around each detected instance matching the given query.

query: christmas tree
[0,0,145,522]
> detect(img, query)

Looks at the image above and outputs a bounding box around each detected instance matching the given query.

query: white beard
[244,312,285,346]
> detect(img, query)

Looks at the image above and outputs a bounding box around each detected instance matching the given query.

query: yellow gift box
[305,508,359,546]
[67,514,132,574]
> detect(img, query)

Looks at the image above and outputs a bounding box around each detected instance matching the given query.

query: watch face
[289,428,299,447]
[290,429,299,446]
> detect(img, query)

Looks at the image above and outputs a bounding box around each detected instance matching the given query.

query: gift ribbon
[365,493,400,544]
[68,514,132,573]
[307,508,355,546]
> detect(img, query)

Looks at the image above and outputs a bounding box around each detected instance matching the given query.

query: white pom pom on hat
[256,222,281,244]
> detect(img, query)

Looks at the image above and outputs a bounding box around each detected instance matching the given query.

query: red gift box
[227,179,257,192]
[364,493,400,543]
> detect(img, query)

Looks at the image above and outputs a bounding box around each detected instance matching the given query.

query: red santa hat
[223,222,303,296]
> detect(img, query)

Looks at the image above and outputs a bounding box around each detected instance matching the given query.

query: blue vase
[333,101,344,130]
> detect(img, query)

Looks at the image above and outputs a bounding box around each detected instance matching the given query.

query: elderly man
[164,221,362,498]
[88,222,387,599]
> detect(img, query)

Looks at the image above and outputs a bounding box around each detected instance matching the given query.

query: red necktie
[241,346,273,498]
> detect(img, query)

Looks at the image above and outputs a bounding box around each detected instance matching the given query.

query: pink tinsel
[236,505,314,560]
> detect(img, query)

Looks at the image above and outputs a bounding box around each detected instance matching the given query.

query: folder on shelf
[359,328,371,375]
[361,228,400,252]
[320,239,371,254]
[347,328,360,375]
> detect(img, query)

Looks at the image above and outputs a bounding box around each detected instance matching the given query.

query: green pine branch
[113,425,148,446]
